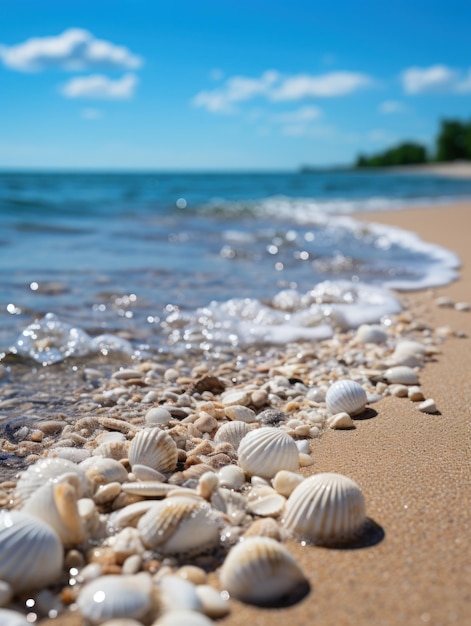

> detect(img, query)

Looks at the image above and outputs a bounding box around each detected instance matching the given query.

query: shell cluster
[0,313,443,623]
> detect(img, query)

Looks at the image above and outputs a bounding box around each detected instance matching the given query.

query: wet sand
[218,202,471,626]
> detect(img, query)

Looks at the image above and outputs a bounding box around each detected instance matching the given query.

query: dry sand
[219,202,471,626]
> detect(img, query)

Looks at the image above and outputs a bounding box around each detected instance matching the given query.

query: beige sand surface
[391,162,471,179]
[218,203,471,626]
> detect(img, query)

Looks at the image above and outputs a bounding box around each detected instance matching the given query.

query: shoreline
[217,202,471,626]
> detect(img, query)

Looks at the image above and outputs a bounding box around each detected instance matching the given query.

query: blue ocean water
[0,170,469,362]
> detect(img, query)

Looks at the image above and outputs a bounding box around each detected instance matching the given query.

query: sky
[1,0,471,170]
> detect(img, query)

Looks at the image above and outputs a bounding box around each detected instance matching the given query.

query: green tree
[435,119,469,161]
[355,142,428,168]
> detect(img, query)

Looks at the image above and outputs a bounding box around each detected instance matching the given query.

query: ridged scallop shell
[213,420,251,450]
[0,609,29,626]
[22,479,85,546]
[128,428,178,473]
[137,496,221,556]
[219,536,308,606]
[384,365,419,385]
[15,457,90,505]
[80,457,129,486]
[283,473,366,544]
[92,440,129,461]
[325,380,367,416]
[107,501,156,534]
[237,427,299,478]
[76,573,153,624]
[0,510,63,591]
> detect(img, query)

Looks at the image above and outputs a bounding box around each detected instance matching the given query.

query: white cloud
[379,100,406,114]
[61,73,138,99]
[270,72,372,100]
[193,70,373,114]
[271,105,322,124]
[0,28,142,72]
[401,65,458,94]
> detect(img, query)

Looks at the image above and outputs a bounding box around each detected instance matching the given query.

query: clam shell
[137,496,220,556]
[106,501,156,533]
[217,464,246,490]
[219,536,308,606]
[76,573,153,624]
[237,427,299,478]
[325,379,367,416]
[213,420,251,450]
[246,485,286,517]
[121,481,177,497]
[283,472,366,544]
[384,365,419,385]
[128,428,178,473]
[0,510,63,591]
[15,457,89,505]
[92,440,129,461]
[22,479,85,546]
[80,457,129,486]
[354,324,387,344]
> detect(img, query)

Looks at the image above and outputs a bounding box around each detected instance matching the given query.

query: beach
[218,201,471,626]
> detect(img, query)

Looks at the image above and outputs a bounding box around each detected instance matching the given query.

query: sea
[1,169,470,367]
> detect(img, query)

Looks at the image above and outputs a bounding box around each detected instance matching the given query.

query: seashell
[283,473,366,545]
[92,440,129,461]
[107,501,157,534]
[0,609,29,626]
[80,457,129,486]
[272,470,304,498]
[158,575,202,613]
[22,479,85,546]
[237,427,299,478]
[217,464,246,490]
[384,365,419,385]
[224,405,257,423]
[219,536,309,606]
[76,573,153,625]
[15,457,90,506]
[325,379,367,416]
[145,406,173,425]
[128,428,178,474]
[390,340,426,367]
[328,412,355,429]
[121,481,176,497]
[353,324,388,345]
[214,420,251,450]
[152,610,214,626]
[0,510,63,591]
[195,584,231,619]
[197,471,219,500]
[211,487,247,525]
[0,580,13,607]
[137,496,221,556]
[243,517,283,541]
[131,464,167,482]
[246,485,286,517]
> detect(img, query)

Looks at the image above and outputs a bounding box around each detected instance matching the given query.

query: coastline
[218,202,471,626]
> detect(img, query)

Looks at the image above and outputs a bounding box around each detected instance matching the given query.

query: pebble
[418,398,438,414]
[408,386,425,402]
[455,302,471,312]
[328,412,355,429]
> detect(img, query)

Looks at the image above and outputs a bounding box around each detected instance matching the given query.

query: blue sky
[1,0,471,170]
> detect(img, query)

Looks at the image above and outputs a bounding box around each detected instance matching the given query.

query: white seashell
[221,390,251,407]
[328,412,355,429]
[295,439,310,455]
[246,485,286,517]
[0,609,29,626]
[354,324,388,345]
[214,420,251,450]
[237,427,299,478]
[217,464,246,490]
[121,481,177,497]
[195,584,231,619]
[128,428,177,473]
[137,496,221,556]
[384,365,419,385]
[80,457,129,486]
[272,470,304,498]
[76,573,153,625]
[22,479,85,546]
[211,487,247,525]
[0,510,63,591]
[158,575,202,613]
[243,517,283,541]
[152,610,214,626]
[283,473,366,544]
[107,501,157,534]
[95,431,127,445]
[0,580,13,607]
[145,406,173,425]
[131,464,168,482]
[224,405,257,422]
[390,340,426,367]
[15,457,90,506]
[325,379,367,416]
[219,536,308,606]
[50,447,90,463]
[92,440,129,461]
[197,471,219,500]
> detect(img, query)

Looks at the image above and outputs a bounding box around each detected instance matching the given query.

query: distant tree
[435,119,470,161]
[355,142,428,168]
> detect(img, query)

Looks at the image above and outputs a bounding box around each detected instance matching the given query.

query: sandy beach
[215,201,471,626]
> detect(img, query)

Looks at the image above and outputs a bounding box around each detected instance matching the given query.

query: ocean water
[0,170,469,365]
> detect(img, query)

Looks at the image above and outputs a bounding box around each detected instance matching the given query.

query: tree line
[356,119,471,167]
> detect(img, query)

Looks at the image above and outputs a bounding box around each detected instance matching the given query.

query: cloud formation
[193,70,372,114]
[401,64,471,94]
[61,73,138,99]
[379,100,406,114]
[0,28,142,72]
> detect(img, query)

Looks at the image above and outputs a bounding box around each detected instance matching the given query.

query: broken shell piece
[76,573,153,624]
[219,536,309,606]
[0,510,63,592]
[128,428,178,474]
[384,366,419,385]
[353,324,387,345]
[272,470,304,498]
[408,386,425,402]
[283,472,366,545]
[137,496,221,556]
[328,412,355,429]
[325,380,367,416]
[246,485,286,517]
[238,427,299,478]
[418,398,438,414]
[217,464,246,490]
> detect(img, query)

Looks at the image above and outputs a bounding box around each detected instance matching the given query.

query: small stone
[455,302,471,312]
[298,453,314,467]
[328,412,355,429]
[251,389,268,408]
[194,414,218,433]
[390,384,409,398]
[176,565,208,586]
[196,584,231,619]
[408,385,425,402]
[435,296,454,308]
[418,398,438,414]
[273,470,304,497]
